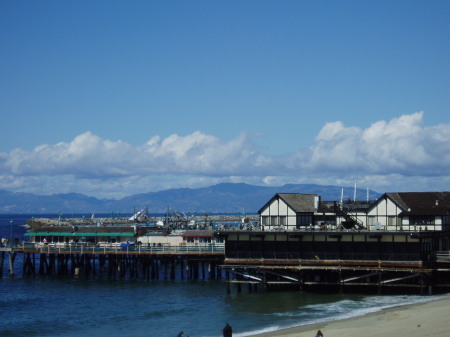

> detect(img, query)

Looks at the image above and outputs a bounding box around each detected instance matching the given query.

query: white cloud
[1,112,449,198]
[299,111,450,176]
[2,131,270,178]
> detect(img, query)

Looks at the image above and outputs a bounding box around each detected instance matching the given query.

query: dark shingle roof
[258,193,318,213]
[183,230,215,237]
[387,192,450,215]
[278,193,318,212]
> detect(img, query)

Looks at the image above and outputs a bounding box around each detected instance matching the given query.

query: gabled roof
[258,193,318,214]
[385,192,450,215]
[183,230,215,237]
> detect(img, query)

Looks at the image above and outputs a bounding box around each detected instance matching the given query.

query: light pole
[10,220,13,246]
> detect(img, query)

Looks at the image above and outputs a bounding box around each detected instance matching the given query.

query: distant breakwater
[26,214,260,229]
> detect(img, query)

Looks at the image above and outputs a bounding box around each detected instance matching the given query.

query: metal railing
[436,251,450,260]
[17,242,225,255]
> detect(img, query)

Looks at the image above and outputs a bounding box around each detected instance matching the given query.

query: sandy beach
[247,296,450,337]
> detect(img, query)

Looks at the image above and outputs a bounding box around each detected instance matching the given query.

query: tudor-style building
[220,191,450,293]
[259,193,368,231]
[259,192,450,233]
[259,193,321,230]
[367,192,450,232]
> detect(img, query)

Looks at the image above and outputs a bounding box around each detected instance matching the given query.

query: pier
[218,229,450,294]
[3,191,450,295]
[0,242,225,281]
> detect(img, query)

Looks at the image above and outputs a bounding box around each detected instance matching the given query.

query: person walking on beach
[315,329,324,337]
[222,322,232,337]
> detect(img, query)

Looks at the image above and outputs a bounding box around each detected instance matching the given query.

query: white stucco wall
[367,197,402,230]
[260,198,297,230]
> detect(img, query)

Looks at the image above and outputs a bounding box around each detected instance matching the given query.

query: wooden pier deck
[217,228,450,294]
[3,242,225,255]
[220,256,450,294]
[0,243,226,280]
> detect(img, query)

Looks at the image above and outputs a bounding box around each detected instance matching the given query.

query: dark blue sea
[1,214,448,337]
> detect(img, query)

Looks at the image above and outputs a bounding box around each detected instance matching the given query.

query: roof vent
[436,200,439,206]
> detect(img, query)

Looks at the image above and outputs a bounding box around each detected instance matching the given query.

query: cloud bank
[1,112,449,198]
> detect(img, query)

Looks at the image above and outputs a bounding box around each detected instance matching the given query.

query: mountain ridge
[0,183,381,214]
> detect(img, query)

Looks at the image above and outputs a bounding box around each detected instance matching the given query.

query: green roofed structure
[25,226,136,244]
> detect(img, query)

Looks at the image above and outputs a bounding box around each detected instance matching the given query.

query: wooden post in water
[163,259,168,280]
[0,251,4,276]
[152,258,159,280]
[377,272,382,295]
[339,269,343,294]
[39,254,46,275]
[48,254,55,275]
[8,251,16,275]
[194,261,199,279]
[179,259,184,280]
[170,259,175,280]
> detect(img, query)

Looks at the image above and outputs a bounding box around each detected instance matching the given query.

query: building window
[388,216,396,227]
[410,216,435,226]
[296,214,312,227]
[279,216,286,226]
[270,216,278,226]
[262,216,268,226]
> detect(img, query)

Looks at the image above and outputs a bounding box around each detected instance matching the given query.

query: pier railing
[15,242,225,255]
[436,250,450,260]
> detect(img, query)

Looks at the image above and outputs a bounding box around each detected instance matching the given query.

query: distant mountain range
[0,183,381,214]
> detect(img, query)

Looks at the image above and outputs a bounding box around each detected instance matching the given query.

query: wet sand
[247,296,450,337]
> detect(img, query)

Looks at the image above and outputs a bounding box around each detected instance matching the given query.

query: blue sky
[0,0,449,199]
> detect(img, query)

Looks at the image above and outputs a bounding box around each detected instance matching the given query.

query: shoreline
[245,295,450,337]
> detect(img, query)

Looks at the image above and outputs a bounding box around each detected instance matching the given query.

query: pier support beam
[8,251,16,275]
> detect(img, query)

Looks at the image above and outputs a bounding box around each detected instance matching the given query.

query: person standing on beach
[222,322,232,337]
[315,330,323,337]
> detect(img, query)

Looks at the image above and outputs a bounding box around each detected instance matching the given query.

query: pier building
[219,192,450,294]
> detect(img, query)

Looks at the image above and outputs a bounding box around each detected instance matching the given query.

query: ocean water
[1,214,448,337]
